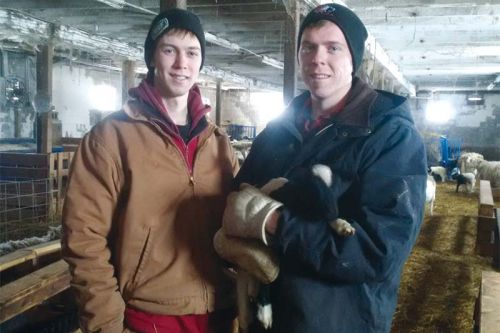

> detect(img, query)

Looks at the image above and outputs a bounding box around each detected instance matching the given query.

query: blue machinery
[440,135,462,169]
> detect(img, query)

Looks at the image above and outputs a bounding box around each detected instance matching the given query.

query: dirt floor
[391,182,497,333]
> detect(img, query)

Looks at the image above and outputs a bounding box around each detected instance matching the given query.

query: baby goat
[455,170,477,193]
[261,164,354,235]
[239,164,355,332]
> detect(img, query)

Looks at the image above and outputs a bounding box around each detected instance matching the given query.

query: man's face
[152,30,202,98]
[299,21,353,104]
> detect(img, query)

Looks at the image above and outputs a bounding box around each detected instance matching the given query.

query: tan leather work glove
[222,184,283,245]
[213,229,279,284]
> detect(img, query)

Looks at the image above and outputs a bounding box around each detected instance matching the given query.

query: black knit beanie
[298,3,367,74]
[144,8,205,75]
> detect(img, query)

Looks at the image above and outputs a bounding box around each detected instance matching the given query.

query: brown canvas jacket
[62,100,238,333]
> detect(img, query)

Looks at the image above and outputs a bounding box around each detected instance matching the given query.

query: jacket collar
[126,80,211,133]
[273,77,378,141]
[335,77,378,128]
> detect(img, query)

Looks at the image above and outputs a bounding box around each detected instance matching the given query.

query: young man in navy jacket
[216,3,427,333]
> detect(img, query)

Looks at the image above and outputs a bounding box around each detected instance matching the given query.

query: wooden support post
[37,111,53,154]
[283,0,299,106]
[122,60,136,104]
[215,80,222,126]
[357,57,368,83]
[56,153,63,214]
[14,105,21,138]
[388,79,395,93]
[36,43,53,107]
[368,57,376,86]
[160,0,186,11]
[36,41,54,154]
[377,71,386,90]
[48,152,55,216]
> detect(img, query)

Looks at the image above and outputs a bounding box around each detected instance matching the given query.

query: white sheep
[458,152,484,174]
[426,175,436,216]
[476,160,500,188]
[429,166,447,182]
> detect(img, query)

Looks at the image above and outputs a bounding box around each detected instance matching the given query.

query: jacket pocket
[130,226,153,288]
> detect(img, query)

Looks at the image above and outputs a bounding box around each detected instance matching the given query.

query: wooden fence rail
[476,180,498,258]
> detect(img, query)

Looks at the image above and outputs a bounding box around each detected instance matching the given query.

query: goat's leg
[237,271,253,333]
[257,284,273,329]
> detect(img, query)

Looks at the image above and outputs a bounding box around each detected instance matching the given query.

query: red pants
[125,307,235,333]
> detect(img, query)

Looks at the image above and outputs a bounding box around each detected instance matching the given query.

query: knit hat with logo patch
[298,3,367,74]
[144,8,206,74]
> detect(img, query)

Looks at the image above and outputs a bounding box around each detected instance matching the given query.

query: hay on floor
[391,182,495,333]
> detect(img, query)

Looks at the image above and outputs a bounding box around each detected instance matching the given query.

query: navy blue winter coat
[235,78,427,333]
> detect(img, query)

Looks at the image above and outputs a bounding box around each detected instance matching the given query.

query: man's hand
[223,184,283,245]
[213,230,279,284]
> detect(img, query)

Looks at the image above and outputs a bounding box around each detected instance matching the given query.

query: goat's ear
[312,164,332,187]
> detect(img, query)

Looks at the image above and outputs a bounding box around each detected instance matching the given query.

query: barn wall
[411,92,500,161]
[214,89,284,134]
[52,63,124,138]
[51,67,273,139]
[218,89,258,128]
[49,63,500,163]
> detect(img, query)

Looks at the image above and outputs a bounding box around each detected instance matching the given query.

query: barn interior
[0,0,499,332]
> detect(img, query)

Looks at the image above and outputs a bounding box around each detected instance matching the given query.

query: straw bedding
[391,182,495,333]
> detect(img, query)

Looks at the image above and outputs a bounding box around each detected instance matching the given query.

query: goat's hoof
[330,218,356,236]
[257,303,273,329]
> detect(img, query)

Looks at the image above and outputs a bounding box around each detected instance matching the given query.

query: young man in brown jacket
[62,9,238,333]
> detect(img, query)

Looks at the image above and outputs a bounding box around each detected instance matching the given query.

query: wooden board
[479,270,500,333]
[0,153,50,168]
[0,260,70,323]
[477,181,498,258]
[0,240,61,273]
[479,180,495,217]
[0,166,50,180]
[60,137,82,145]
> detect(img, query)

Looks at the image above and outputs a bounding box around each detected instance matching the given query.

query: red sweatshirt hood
[128,79,211,132]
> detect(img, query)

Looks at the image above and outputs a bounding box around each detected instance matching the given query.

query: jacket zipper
[148,120,214,183]
[315,123,334,137]
[151,121,214,308]
[187,127,213,187]
[188,131,212,310]
[127,112,216,309]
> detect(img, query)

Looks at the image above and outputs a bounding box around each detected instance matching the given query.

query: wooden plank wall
[0,153,50,180]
